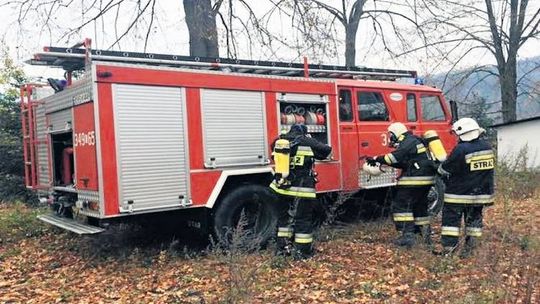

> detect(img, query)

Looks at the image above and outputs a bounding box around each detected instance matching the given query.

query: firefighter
[270,124,332,259]
[366,122,436,248]
[437,118,494,257]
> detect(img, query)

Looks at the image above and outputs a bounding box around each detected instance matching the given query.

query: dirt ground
[0,195,539,303]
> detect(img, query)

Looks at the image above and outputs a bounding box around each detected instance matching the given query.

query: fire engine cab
[21,40,457,241]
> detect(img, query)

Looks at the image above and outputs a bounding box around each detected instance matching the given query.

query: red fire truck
[21,40,457,240]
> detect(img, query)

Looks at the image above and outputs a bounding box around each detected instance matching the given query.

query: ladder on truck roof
[27,39,417,81]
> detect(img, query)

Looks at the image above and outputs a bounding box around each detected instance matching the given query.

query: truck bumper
[37,214,105,235]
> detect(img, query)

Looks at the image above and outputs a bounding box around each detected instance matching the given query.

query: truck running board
[37,214,105,235]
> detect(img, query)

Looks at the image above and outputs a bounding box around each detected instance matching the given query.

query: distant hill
[426,56,540,124]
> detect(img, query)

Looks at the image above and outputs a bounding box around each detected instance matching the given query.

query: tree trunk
[183,0,219,57]
[499,62,518,122]
[345,25,358,67]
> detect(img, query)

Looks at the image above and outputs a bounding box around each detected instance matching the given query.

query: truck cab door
[337,88,359,190]
[355,89,393,160]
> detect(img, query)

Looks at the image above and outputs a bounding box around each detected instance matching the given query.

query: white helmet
[388,122,408,137]
[362,162,383,176]
[387,122,408,146]
[452,118,485,141]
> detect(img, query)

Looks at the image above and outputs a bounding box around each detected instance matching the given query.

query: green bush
[1,48,34,204]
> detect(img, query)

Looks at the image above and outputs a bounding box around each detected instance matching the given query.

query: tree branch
[143,0,156,52]
[309,0,346,24]
[108,0,152,49]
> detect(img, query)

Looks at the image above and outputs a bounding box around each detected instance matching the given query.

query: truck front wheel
[427,177,445,216]
[213,184,278,247]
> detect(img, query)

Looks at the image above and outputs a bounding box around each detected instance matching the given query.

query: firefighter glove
[374,156,386,164]
[365,157,377,166]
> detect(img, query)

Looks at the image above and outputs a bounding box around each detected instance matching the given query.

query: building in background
[492,116,540,170]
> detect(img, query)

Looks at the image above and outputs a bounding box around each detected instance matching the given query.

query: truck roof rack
[27,42,417,81]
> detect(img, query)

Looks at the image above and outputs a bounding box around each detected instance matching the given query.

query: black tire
[213,184,279,247]
[427,177,445,216]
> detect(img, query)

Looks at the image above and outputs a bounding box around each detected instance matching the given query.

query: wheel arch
[205,168,274,210]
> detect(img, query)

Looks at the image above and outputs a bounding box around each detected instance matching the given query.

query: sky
[0,0,539,81]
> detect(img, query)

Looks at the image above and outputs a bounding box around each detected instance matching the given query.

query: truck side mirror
[449,100,458,123]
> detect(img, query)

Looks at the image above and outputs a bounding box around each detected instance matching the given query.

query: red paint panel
[265,92,278,154]
[73,102,98,191]
[186,88,204,169]
[190,171,222,206]
[326,94,340,161]
[95,65,335,95]
[315,162,341,192]
[339,126,359,190]
[383,90,407,122]
[97,84,119,216]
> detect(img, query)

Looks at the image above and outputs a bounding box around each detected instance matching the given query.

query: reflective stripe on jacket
[439,138,495,205]
[270,132,331,198]
[380,132,436,187]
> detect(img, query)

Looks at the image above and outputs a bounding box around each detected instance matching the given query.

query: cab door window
[406,93,417,122]
[339,89,353,122]
[357,91,389,121]
[421,95,446,121]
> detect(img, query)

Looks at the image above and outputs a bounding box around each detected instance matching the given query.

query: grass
[0,195,537,303]
[0,163,538,302]
[0,202,47,244]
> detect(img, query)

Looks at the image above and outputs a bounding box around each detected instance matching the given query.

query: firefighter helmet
[290,123,308,135]
[362,162,383,176]
[387,122,408,146]
[452,118,485,142]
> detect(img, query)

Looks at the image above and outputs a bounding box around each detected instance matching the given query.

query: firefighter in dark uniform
[437,118,494,257]
[366,122,436,247]
[270,124,332,259]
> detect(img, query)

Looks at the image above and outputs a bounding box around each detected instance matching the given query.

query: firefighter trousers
[276,195,315,256]
[441,204,483,248]
[392,186,432,234]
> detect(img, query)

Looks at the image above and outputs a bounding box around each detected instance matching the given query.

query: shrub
[496,146,540,202]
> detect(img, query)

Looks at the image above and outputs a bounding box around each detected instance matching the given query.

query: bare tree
[184,0,224,57]
[5,0,294,61]
[216,0,292,60]
[415,0,540,122]
[282,0,425,67]
[4,0,226,57]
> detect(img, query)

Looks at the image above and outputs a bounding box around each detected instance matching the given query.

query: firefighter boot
[293,242,314,260]
[442,246,457,256]
[420,225,433,247]
[275,237,292,256]
[431,245,457,256]
[394,232,416,248]
[460,236,479,258]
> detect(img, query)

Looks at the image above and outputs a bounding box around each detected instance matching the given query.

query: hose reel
[281,105,326,126]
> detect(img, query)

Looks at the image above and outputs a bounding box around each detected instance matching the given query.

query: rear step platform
[38,214,105,235]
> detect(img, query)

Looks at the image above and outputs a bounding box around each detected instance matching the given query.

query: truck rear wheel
[213,184,278,247]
